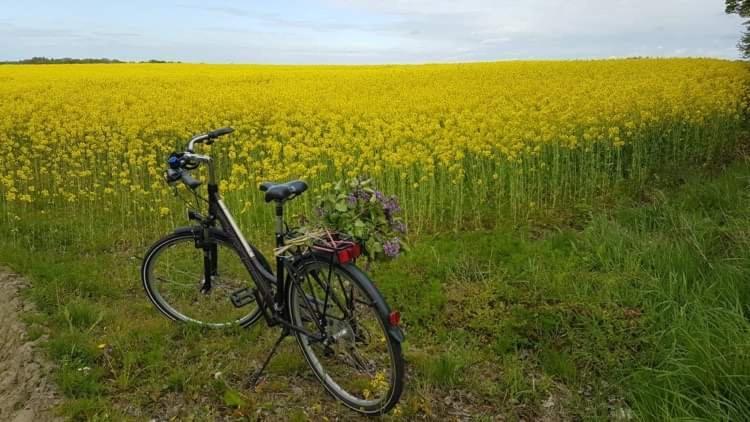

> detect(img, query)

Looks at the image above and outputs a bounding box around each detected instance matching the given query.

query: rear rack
[311,235,362,264]
[275,229,362,264]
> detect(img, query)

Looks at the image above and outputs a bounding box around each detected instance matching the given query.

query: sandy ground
[0,269,61,421]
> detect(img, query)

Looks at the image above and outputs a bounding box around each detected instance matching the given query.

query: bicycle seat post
[275,201,284,248]
[272,200,287,311]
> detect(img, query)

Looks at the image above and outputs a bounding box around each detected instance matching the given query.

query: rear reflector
[335,242,362,264]
[388,311,401,327]
[337,248,352,264]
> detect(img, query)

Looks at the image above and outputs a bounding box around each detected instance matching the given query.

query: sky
[0,0,745,63]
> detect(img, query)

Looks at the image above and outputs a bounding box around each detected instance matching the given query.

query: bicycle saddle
[259,180,308,203]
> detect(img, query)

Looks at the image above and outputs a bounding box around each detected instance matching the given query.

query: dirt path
[0,269,61,421]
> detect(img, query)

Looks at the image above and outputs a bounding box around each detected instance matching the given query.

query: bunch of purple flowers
[310,178,408,261]
[382,238,401,258]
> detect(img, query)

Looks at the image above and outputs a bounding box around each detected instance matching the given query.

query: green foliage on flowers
[310,178,408,261]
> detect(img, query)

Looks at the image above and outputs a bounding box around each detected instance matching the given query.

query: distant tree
[0,57,181,65]
[727,0,750,58]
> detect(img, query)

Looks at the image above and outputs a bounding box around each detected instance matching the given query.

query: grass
[3,154,750,419]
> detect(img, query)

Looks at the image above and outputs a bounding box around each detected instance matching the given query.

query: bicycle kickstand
[248,328,289,389]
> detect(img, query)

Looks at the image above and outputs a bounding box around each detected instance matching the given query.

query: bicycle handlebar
[187,127,234,152]
[164,165,203,190]
[180,170,202,189]
[208,127,234,138]
[165,127,230,189]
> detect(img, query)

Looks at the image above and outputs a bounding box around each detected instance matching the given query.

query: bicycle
[140,128,405,415]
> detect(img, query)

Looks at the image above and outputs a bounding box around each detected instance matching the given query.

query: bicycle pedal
[230,288,256,308]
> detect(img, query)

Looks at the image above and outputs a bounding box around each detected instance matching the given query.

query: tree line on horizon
[0,57,180,65]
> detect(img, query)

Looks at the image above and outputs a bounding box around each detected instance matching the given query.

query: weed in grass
[500,354,534,404]
[59,398,112,421]
[21,312,49,341]
[57,363,103,398]
[538,347,577,383]
[47,330,100,366]
[492,326,524,355]
[222,388,246,408]
[419,353,465,388]
[287,408,309,422]
[57,300,104,332]
[24,324,46,342]
[267,348,307,375]
[165,369,191,393]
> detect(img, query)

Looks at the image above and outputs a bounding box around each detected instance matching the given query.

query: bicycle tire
[141,227,272,328]
[287,257,405,415]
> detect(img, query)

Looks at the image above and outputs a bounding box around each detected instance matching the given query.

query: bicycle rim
[143,233,259,328]
[289,260,401,414]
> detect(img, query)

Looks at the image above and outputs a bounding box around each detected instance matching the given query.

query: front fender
[171,225,201,236]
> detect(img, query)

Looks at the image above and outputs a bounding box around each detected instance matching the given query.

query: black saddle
[259,180,308,203]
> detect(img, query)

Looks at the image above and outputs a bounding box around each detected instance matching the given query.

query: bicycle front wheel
[288,258,405,415]
[141,228,269,328]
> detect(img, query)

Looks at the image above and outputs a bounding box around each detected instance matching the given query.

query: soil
[0,269,61,421]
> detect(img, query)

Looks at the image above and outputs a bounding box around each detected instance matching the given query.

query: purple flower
[383,238,401,258]
[346,194,357,207]
[392,220,406,234]
[354,189,371,202]
[384,196,401,214]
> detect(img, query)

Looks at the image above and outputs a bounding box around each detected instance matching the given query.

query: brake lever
[183,160,200,170]
[164,168,182,185]
[180,171,202,190]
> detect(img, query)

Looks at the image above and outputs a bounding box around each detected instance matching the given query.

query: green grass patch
[3,158,750,419]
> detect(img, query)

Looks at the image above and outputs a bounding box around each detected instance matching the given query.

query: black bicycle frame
[205,182,324,340]
[205,183,273,298]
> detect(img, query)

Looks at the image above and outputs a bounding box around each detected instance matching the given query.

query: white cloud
[323,0,744,60]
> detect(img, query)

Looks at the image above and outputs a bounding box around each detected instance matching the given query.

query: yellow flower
[0,58,745,237]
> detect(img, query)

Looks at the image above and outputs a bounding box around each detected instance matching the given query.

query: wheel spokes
[293,263,395,406]
[148,238,255,326]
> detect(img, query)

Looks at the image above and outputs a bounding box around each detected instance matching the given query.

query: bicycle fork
[201,242,217,293]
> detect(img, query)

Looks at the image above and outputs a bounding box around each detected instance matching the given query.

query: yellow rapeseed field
[0,59,748,239]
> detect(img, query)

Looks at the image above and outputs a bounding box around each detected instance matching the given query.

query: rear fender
[341,263,405,344]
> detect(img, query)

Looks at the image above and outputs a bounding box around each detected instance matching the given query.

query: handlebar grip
[165,168,182,184]
[180,171,202,190]
[208,127,234,139]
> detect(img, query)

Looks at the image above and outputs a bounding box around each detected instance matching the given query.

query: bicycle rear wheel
[288,258,404,415]
[142,228,270,328]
